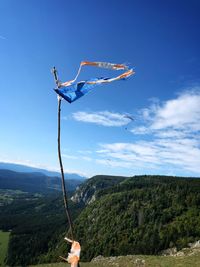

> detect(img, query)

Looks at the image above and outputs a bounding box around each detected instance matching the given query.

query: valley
[0,168,200,266]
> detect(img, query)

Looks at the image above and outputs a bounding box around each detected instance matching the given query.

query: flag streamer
[54,61,134,103]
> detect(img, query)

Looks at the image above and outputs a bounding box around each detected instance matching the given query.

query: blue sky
[0,0,200,177]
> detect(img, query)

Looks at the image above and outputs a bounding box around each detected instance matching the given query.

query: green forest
[1,175,200,266]
[74,175,200,260]
[0,189,83,266]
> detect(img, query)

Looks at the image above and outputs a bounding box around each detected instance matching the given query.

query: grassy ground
[0,230,10,266]
[28,251,200,267]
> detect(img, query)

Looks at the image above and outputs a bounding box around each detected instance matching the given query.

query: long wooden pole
[57,96,74,240]
[52,67,74,240]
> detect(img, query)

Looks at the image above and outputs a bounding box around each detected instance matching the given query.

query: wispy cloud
[62,153,93,162]
[62,154,78,160]
[138,89,200,133]
[0,35,6,40]
[151,91,200,131]
[96,158,133,168]
[72,111,132,127]
[97,142,159,167]
[97,138,200,175]
[78,150,92,155]
[96,89,200,176]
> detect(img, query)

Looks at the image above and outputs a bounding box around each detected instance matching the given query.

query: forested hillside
[73,175,200,261]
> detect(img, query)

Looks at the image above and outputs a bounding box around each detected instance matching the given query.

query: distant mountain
[0,162,86,180]
[0,169,84,193]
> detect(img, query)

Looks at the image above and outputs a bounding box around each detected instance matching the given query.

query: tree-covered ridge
[73,175,200,261]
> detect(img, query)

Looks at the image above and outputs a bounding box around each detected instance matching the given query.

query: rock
[189,240,200,248]
[175,251,184,257]
[134,258,146,266]
[91,255,105,262]
[160,247,177,256]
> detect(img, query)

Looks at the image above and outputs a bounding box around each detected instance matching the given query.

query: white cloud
[96,158,133,168]
[96,90,200,175]
[155,129,187,138]
[98,142,159,165]
[62,154,78,160]
[97,137,200,174]
[147,91,200,132]
[131,126,150,135]
[62,153,93,162]
[72,111,132,127]
[81,156,93,161]
[78,150,92,154]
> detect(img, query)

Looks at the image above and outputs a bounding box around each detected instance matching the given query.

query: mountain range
[0,162,86,180]
[0,162,85,194]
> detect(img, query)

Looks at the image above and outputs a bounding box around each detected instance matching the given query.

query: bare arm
[64,237,73,243]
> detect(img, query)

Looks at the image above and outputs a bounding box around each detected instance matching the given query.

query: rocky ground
[28,240,200,267]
